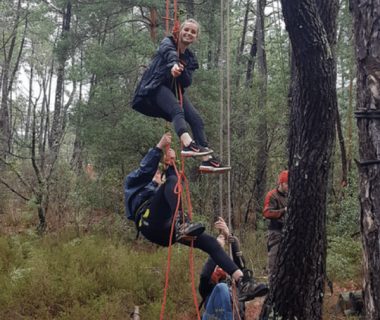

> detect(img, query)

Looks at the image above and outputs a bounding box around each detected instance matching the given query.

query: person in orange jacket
[263,170,288,287]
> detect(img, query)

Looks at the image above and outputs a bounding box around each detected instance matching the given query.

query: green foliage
[71,169,122,213]
[0,218,271,319]
[240,228,268,275]
[0,227,204,319]
[326,173,362,284]
[327,171,360,237]
[327,236,362,283]
[0,237,23,273]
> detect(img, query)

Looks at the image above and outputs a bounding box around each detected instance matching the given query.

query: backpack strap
[134,200,152,239]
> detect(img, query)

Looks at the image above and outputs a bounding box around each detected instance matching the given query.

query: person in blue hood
[132,19,230,173]
[124,133,263,303]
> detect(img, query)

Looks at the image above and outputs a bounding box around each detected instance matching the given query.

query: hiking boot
[242,268,254,279]
[199,157,231,173]
[237,277,269,302]
[175,221,205,241]
[181,142,213,157]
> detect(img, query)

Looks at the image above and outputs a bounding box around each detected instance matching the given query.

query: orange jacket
[263,188,287,230]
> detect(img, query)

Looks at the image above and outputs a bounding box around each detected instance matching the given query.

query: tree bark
[235,0,250,87]
[25,45,35,141]
[253,0,268,216]
[245,24,258,87]
[346,65,354,174]
[262,0,338,318]
[335,105,348,186]
[49,0,72,155]
[70,48,84,173]
[0,0,22,159]
[184,0,194,17]
[350,0,380,319]
[149,7,158,43]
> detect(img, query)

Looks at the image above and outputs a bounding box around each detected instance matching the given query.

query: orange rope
[159,2,200,318]
[165,0,180,37]
[159,154,201,320]
[165,0,170,34]
[159,158,182,320]
[231,283,242,320]
[173,0,178,22]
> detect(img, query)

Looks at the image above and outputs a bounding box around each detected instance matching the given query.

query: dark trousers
[267,229,282,287]
[136,85,208,147]
[140,175,238,276]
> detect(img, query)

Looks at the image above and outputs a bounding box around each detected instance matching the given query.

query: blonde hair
[180,18,200,38]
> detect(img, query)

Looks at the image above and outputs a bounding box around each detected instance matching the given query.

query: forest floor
[178,292,355,319]
[0,212,361,320]
[242,282,360,320]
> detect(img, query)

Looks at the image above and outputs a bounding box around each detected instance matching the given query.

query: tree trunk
[262,0,338,318]
[346,65,354,174]
[71,48,84,173]
[245,25,258,87]
[253,0,268,216]
[335,105,348,186]
[235,0,250,87]
[0,0,26,159]
[25,46,34,141]
[350,0,380,319]
[149,7,158,43]
[0,64,11,158]
[184,0,194,17]
[49,0,72,155]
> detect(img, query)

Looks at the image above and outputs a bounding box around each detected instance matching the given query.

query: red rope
[159,159,182,320]
[165,0,180,38]
[160,2,200,318]
[159,150,201,320]
[165,0,170,35]
[231,282,242,320]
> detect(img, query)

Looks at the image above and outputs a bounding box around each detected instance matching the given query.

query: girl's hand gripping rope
[156,132,172,150]
[171,63,184,78]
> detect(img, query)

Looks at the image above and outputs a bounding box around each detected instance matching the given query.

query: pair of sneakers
[237,269,269,302]
[181,141,231,173]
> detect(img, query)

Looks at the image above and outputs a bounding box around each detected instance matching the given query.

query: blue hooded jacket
[124,147,162,220]
[132,36,199,109]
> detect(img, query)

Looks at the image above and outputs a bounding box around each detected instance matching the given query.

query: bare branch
[0,178,29,202]
[40,0,63,14]
[0,157,36,194]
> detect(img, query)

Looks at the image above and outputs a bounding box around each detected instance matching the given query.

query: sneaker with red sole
[181,142,213,157]
[199,157,231,173]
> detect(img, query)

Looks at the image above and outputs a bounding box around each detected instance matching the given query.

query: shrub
[327,235,362,283]
[0,226,205,320]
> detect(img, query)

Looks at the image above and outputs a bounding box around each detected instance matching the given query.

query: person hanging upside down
[132,18,230,173]
[124,133,263,302]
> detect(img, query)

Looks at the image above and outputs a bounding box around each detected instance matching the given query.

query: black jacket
[132,36,199,108]
[124,147,162,221]
[198,236,246,319]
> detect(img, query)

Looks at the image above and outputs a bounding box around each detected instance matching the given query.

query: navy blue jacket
[132,36,199,108]
[124,147,162,220]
